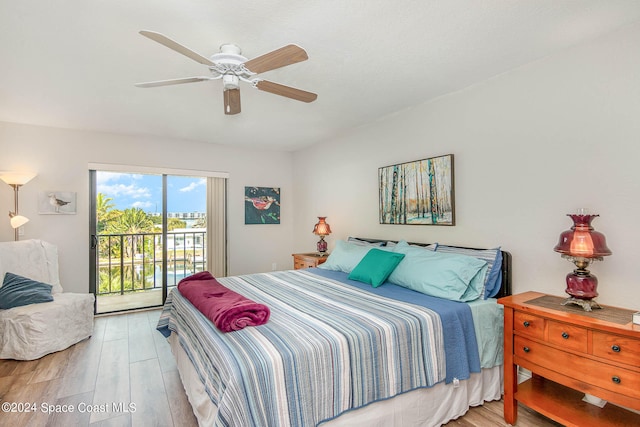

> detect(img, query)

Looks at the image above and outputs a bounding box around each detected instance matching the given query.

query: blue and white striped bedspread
[310,268,482,382]
[158,269,454,426]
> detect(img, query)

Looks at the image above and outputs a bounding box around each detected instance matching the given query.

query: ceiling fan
[135,30,317,115]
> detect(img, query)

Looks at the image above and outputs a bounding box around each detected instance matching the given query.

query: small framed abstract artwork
[38,191,77,214]
[379,154,455,225]
[244,186,281,224]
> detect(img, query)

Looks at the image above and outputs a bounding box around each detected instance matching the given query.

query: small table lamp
[553,210,611,311]
[312,217,332,254]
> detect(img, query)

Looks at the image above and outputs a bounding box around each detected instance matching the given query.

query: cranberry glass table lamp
[553,210,611,311]
[312,217,332,254]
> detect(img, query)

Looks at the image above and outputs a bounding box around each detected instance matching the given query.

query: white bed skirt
[168,333,503,427]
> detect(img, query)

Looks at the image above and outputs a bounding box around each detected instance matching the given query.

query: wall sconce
[554,209,611,311]
[312,217,332,254]
[0,172,37,241]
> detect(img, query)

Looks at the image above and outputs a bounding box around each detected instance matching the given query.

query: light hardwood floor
[0,310,560,427]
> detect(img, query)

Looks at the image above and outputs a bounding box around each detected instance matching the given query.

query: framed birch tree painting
[378,154,455,225]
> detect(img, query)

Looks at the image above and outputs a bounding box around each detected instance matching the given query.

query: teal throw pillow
[0,272,54,309]
[348,249,406,287]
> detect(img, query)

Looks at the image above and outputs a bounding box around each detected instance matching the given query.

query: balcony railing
[97,231,207,296]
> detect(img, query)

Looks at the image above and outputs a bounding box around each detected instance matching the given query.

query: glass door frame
[89,164,227,314]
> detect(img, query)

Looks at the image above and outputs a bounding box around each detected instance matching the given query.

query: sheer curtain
[207,177,227,277]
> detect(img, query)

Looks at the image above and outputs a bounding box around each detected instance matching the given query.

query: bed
[157,238,512,426]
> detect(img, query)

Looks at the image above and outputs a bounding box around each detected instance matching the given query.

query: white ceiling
[2,1,640,151]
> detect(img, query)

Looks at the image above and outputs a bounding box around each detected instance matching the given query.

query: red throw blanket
[177,271,270,332]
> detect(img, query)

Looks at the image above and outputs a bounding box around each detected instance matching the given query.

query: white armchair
[0,239,94,360]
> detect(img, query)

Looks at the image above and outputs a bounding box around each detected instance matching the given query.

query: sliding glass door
[89,169,208,314]
[165,175,208,289]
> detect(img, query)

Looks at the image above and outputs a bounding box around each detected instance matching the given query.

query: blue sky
[97,172,206,213]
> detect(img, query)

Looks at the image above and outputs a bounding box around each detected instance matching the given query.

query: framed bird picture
[244,186,280,224]
[38,191,77,214]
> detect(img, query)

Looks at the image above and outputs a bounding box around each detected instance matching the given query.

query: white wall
[293,22,640,310]
[0,122,294,293]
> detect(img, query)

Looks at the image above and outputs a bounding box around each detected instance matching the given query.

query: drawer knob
[612,345,621,352]
[523,346,530,353]
[523,321,530,328]
[561,332,569,339]
[612,376,621,384]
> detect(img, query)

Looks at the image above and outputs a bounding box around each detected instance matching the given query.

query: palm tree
[96,193,120,233]
[119,208,154,233]
[107,208,155,258]
[96,193,124,262]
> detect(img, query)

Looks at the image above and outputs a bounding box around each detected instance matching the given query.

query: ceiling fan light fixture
[223,74,240,90]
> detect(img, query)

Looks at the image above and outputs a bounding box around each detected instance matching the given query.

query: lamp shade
[10,214,29,229]
[312,217,332,236]
[554,213,611,258]
[0,172,37,186]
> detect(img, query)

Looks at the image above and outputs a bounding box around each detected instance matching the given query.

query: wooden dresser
[499,291,640,426]
[292,252,328,269]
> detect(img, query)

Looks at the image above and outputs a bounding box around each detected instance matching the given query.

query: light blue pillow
[458,263,490,302]
[435,245,502,298]
[0,272,54,309]
[318,240,375,273]
[388,241,488,301]
[348,249,405,287]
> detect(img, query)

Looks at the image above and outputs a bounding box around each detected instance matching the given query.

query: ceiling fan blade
[135,77,211,88]
[224,88,241,115]
[256,80,317,103]
[139,30,214,66]
[243,44,308,74]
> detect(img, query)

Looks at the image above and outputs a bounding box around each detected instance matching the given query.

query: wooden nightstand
[292,252,328,269]
[499,291,640,426]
